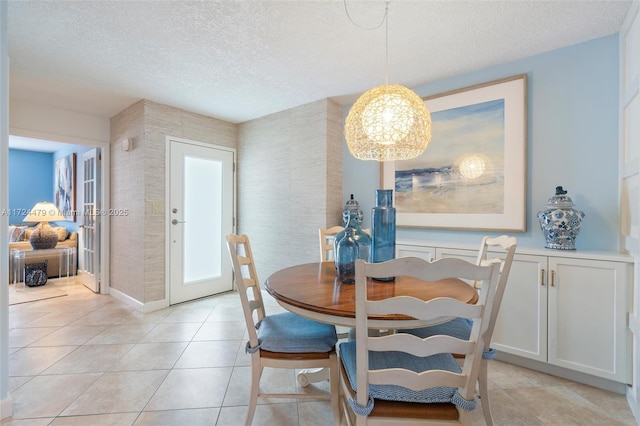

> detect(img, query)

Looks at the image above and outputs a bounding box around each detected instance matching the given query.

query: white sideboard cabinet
[396,240,633,386]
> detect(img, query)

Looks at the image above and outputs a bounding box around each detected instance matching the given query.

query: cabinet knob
[541,269,545,286]
[551,270,555,287]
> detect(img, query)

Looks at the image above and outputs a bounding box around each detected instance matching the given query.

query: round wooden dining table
[264,261,479,329]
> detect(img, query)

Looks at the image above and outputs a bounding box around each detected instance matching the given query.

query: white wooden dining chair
[226,233,340,426]
[319,226,345,262]
[338,257,501,425]
[400,235,517,426]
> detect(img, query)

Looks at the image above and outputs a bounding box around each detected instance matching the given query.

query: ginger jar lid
[343,194,364,225]
[546,186,574,209]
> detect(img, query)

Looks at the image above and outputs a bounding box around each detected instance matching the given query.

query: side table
[12,247,77,291]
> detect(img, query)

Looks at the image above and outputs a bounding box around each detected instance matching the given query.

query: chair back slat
[318,226,344,262]
[366,256,496,284]
[368,333,475,358]
[226,233,266,348]
[368,296,483,320]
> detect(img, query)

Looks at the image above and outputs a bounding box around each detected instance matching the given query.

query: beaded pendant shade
[343,1,432,161]
[344,83,432,161]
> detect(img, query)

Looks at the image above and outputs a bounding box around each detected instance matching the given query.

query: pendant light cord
[384,1,388,84]
[344,0,390,84]
[343,0,387,30]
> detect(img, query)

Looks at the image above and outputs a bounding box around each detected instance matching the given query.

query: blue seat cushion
[401,318,472,340]
[257,312,337,353]
[339,341,461,404]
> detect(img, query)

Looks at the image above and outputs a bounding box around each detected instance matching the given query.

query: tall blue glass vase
[370,189,396,281]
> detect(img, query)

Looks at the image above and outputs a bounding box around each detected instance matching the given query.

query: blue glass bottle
[335,210,371,283]
[336,225,359,284]
[370,189,396,281]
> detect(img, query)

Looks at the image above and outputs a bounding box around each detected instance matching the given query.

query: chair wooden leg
[479,360,494,426]
[330,352,340,425]
[246,358,262,426]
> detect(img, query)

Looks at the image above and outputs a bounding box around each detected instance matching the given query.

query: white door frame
[164,136,237,305]
[7,128,111,295]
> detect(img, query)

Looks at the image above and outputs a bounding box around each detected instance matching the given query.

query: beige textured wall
[110,100,237,304]
[110,100,145,302]
[325,100,344,225]
[237,98,343,281]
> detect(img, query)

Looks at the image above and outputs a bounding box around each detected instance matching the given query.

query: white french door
[78,148,100,292]
[168,138,235,304]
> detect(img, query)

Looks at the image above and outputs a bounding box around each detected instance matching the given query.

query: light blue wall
[8,149,53,224]
[343,34,620,252]
[7,145,93,230]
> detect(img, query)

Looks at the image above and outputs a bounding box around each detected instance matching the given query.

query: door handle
[171,219,186,225]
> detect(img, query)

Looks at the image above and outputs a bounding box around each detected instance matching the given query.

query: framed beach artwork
[55,153,76,221]
[381,74,527,231]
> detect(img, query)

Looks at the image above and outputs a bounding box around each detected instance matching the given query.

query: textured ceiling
[7,0,633,124]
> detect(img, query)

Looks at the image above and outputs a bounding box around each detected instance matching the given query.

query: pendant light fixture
[344,1,432,162]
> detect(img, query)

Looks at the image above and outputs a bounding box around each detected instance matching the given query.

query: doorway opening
[8,135,109,294]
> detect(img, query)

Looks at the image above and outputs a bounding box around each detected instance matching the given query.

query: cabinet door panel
[548,258,628,382]
[492,254,547,362]
[396,245,435,262]
[434,247,477,261]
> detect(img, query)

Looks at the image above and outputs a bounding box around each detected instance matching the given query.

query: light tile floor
[2,280,638,425]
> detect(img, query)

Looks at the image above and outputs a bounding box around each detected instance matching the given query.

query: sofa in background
[8,224,78,284]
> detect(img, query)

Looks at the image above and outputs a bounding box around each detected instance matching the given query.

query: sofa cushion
[22,226,68,242]
[52,226,68,241]
[8,225,27,243]
[24,227,36,240]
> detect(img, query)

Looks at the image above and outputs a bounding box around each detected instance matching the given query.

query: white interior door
[169,139,234,304]
[78,148,100,292]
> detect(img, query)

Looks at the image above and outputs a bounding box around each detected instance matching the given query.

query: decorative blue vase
[335,209,371,283]
[336,228,358,284]
[370,189,396,281]
[537,186,585,250]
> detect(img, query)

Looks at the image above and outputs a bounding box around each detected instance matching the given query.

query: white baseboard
[108,287,169,313]
[496,352,628,394]
[0,396,12,421]
[141,298,169,313]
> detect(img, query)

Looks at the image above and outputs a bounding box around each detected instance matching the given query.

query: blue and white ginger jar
[537,186,585,250]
